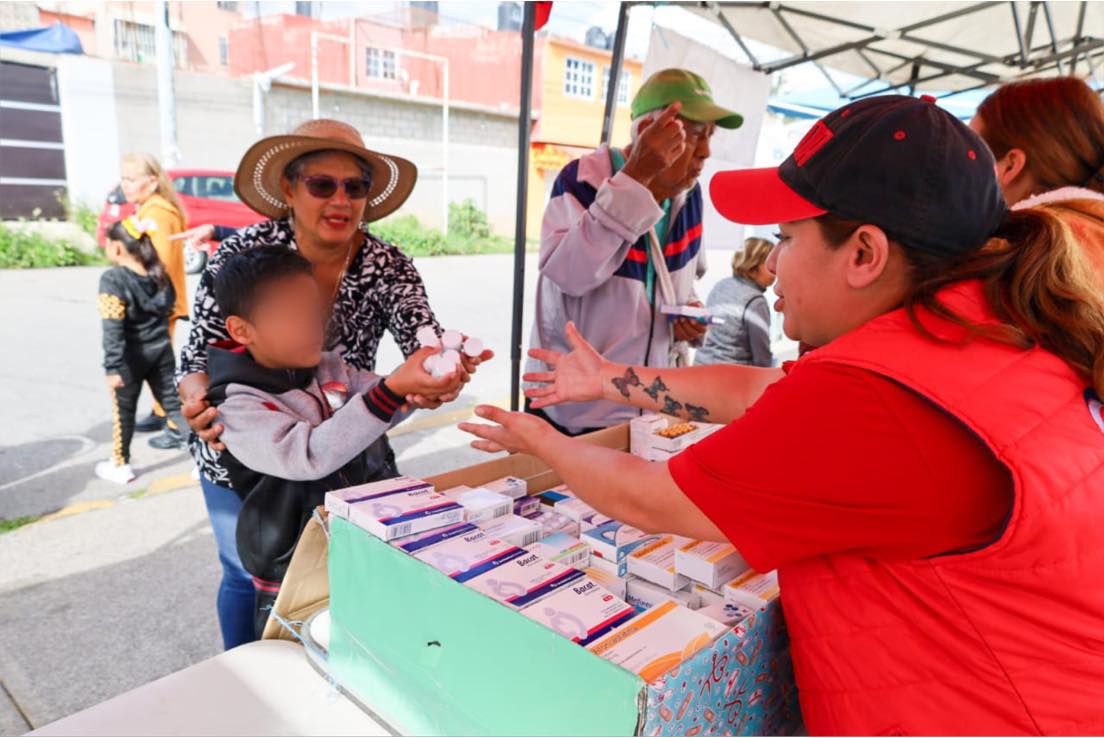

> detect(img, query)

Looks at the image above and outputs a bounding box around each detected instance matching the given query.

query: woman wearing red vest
[461,95,1104,735]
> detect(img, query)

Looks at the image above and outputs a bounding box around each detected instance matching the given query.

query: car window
[196,176,239,202]
[173,176,195,197]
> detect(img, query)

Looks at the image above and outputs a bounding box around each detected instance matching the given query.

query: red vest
[782,281,1104,735]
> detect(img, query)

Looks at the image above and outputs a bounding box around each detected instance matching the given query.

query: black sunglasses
[295,175,373,200]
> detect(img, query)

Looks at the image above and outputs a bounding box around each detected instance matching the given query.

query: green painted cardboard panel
[328,517,645,736]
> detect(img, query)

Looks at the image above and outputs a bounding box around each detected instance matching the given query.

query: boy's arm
[218,382,407,482]
[97,272,127,376]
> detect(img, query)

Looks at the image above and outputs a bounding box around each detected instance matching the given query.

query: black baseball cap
[710,94,1007,256]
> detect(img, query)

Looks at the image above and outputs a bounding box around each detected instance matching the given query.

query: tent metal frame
[507,1,1099,409]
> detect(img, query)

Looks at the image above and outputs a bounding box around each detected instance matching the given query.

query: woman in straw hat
[176,119,492,650]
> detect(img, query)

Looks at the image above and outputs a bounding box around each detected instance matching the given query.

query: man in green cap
[525,68,743,436]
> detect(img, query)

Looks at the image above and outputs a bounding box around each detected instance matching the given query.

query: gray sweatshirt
[694,276,773,368]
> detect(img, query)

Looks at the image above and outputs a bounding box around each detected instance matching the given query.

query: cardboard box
[583,520,660,564]
[324,476,432,519]
[531,509,580,538]
[626,577,701,613]
[327,423,803,736]
[412,526,522,583]
[466,549,586,610]
[442,485,513,525]
[723,569,781,610]
[347,486,464,541]
[520,576,636,647]
[528,532,591,569]
[587,599,728,682]
[628,535,694,591]
[513,495,542,519]
[675,540,750,589]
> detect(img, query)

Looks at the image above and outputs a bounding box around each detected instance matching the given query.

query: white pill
[416,326,440,348]
[441,329,464,351]
[440,349,461,370]
[462,337,483,357]
[422,354,441,374]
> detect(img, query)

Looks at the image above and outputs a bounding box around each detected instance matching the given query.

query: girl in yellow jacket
[120,153,188,447]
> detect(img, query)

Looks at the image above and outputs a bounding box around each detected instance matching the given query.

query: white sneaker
[95,460,136,485]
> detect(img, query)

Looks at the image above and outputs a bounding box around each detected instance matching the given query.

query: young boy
[206,246,464,635]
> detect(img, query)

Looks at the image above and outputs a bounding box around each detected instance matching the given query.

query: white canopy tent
[689,1,1104,98]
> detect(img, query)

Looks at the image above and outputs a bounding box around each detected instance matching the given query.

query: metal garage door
[0,60,67,219]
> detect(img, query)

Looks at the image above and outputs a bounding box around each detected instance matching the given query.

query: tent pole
[510,2,537,412]
[601,2,630,146]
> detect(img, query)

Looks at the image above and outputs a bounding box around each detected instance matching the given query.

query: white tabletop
[30,639,394,737]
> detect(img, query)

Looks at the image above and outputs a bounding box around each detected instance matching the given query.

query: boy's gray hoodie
[206,343,408,584]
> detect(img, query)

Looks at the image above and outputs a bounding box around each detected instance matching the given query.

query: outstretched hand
[523,322,606,409]
[458,404,556,456]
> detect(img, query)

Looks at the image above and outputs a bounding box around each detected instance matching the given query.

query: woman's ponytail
[904,207,1104,396]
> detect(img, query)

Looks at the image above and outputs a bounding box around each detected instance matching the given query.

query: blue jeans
[200,475,258,650]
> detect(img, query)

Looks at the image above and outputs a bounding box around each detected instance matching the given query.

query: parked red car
[97,169,266,273]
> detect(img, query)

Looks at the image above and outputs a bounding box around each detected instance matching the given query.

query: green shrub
[371,203,515,258]
[448,198,492,240]
[0,222,105,269]
[60,194,100,239]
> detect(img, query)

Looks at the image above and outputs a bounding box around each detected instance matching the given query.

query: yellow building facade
[527,37,644,240]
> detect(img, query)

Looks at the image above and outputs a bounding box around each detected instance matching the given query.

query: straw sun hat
[234,119,417,222]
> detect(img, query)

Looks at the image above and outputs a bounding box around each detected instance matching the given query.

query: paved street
[0,249,756,733]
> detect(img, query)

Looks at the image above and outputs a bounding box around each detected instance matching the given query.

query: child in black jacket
[206,246,467,635]
[96,217,187,484]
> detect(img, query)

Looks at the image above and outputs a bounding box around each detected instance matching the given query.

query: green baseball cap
[630,68,743,129]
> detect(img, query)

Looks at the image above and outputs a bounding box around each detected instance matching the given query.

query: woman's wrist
[599,359,627,404]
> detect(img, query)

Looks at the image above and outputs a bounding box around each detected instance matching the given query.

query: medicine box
[554,496,598,523]
[412,526,522,583]
[625,577,701,613]
[628,535,693,591]
[391,521,478,556]
[442,485,513,524]
[513,495,542,519]
[466,549,586,610]
[629,414,723,462]
[584,564,628,600]
[698,601,754,628]
[690,582,725,608]
[723,569,780,610]
[531,509,580,538]
[520,576,636,647]
[324,476,432,519]
[588,546,628,578]
[481,475,528,501]
[675,540,750,589]
[529,532,591,569]
[478,514,543,547]
[347,485,464,541]
[587,599,728,682]
[583,520,659,564]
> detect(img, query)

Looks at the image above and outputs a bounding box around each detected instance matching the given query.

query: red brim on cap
[709,167,827,225]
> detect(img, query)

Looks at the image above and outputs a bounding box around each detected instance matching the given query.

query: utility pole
[154,0,179,166]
